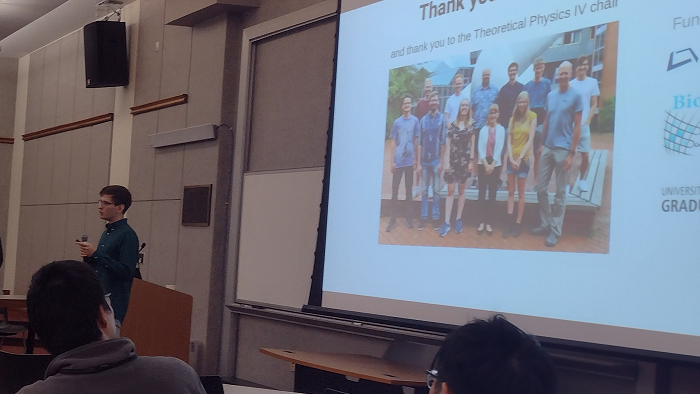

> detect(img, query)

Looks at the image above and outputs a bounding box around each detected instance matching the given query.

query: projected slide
[379,25,616,253]
[323,0,700,356]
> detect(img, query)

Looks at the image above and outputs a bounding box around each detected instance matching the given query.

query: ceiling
[0,0,135,59]
[0,0,69,41]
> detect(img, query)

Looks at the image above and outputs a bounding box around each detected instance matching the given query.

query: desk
[223,384,295,394]
[261,348,427,394]
[0,295,35,354]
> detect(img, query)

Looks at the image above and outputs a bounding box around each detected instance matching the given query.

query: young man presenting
[76,185,139,333]
[531,62,583,247]
[19,260,206,393]
[569,55,600,192]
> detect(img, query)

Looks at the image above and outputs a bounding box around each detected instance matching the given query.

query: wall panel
[47,204,69,261]
[133,0,166,106]
[87,124,113,198]
[147,199,181,286]
[14,206,35,294]
[29,205,51,286]
[73,31,95,121]
[34,137,55,205]
[176,226,214,342]
[94,87,117,117]
[51,132,72,204]
[152,145,185,200]
[64,203,88,261]
[20,140,38,207]
[40,41,61,130]
[187,14,226,127]
[68,127,92,203]
[129,112,158,201]
[25,49,45,134]
[182,140,219,185]
[0,58,19,137]
[57,31,79,126]
[161,25,192,98]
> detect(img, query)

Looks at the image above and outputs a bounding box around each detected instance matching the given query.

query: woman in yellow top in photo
[503,91,537,238]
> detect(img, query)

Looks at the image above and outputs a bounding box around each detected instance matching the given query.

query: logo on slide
[667,48,698,71]
[664,111,700,154]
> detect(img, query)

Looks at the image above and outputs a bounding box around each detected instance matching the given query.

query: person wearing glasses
[75,185,139,335]
[19,260,206,394]
[426,315,556,394]
[476,104,506,235]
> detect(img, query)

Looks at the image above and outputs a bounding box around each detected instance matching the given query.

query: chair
[200,376,225,394]
[0,307,28,350]
[0,351,54,394]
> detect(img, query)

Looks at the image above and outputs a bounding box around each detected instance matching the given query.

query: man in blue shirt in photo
[387,95,420,232]
[417,91,446,231]
[531,62,583,247]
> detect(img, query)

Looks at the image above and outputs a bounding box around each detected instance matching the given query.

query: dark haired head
[100,185,132,214]
[26,260,111,355]
[432,315,556,394]
[576,55,589,67]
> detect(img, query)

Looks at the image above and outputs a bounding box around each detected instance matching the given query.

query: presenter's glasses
[426,369,439,389]
[97,200,115,207]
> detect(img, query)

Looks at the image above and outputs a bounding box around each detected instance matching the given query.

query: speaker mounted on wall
[84,21,129,88]
[182,185,213,227]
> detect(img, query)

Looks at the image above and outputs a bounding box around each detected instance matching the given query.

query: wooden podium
[120,279,193,362]
[261,348,428,394]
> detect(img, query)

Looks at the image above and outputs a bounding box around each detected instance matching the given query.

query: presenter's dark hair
[26,260,111,355]
[100,185,132,213]
[508,62,519,71]
[432,315,556,394]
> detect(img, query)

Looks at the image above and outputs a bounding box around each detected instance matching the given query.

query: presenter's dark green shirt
[85,218,139,323]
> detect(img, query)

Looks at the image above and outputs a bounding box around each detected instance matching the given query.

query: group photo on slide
[379,23,617,253]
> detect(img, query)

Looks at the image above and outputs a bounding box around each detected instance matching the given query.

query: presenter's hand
[76,242,96,257]
[437,163,442,173]
[537,146,543,156]
[415,163,422,173]
[563,155,573,171]
[391,163,395,174]
[467,162,473,173]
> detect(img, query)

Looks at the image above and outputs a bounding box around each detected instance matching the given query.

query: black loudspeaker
[83,21,129,88]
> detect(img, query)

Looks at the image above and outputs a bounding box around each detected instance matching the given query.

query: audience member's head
[428,315,556,394]
[27,260,117,355]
